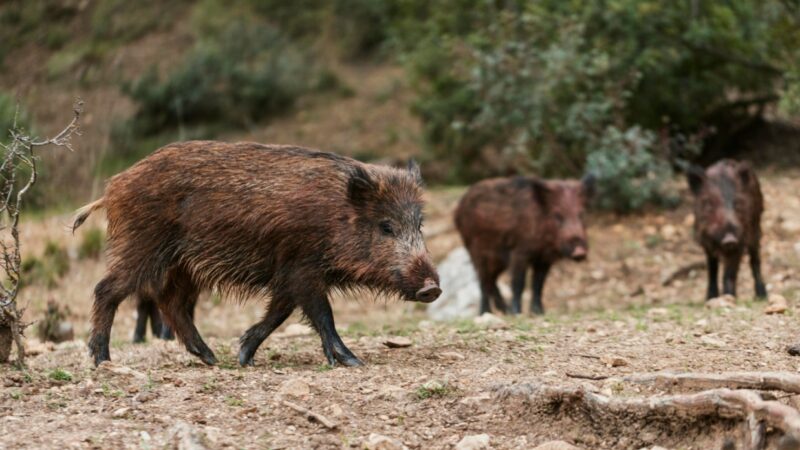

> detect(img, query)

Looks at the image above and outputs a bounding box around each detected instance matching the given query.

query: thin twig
[282,400,339,430]
[566,372,609,381]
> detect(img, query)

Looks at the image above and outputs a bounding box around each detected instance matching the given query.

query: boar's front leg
[510,256,528,315]
[238,294,295,367]
[749,245,768,299]
[705,251,720,300]
[302,295,363,367]
[722,252,742,298]
[530,261,550,315]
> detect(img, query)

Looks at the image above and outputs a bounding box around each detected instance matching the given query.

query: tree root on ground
[495,382,800,450]
[618,371,800,394]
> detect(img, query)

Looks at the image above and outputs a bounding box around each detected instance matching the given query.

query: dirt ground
[2,169,800,450]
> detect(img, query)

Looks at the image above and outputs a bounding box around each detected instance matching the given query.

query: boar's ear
[581,173,596,200]
[737,162,753,186]
[686,165,706,195]
[407,159,424,186]
[348,165,377,206]
[529,178,551,208]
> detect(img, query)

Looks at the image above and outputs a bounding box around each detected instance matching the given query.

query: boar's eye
[554,213,565,225]
[380,220,395,236]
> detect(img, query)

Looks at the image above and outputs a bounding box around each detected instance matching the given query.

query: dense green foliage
[391,0,800,208]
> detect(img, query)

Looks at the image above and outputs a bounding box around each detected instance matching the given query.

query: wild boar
[73,141,440,367]
[687,159,767,300]
[455,175,594,315]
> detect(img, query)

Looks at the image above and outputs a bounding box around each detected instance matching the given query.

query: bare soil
[1,170,800,450]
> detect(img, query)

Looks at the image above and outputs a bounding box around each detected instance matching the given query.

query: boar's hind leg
[749,245,768,299]
[530,261,551,315]
[705,251,720,300]
[238,295,295,366]
[160,291,195,341]
[133,295,152,343]
[159,269,217,365]
[89,273,133,366]
[302,296,363,367]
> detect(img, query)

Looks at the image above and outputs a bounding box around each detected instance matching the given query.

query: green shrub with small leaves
[21,241,70,288]
[586,127,679,213]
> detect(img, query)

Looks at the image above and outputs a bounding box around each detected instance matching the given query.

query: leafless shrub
[0,100,82,367]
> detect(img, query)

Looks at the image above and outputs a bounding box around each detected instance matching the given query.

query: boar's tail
[72,198,105,233]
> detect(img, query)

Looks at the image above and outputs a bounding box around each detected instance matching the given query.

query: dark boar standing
[687,159,767,300]
[73,141,440,367]
[455,175,594,315]
[132,296,180,343]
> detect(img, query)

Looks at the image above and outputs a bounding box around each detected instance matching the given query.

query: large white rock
[426,247,481,321]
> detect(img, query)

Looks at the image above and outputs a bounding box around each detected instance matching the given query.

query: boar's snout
[562,238,588,262]
[721,232,739,251]
[571,245,588,262]
[415,278,441,303]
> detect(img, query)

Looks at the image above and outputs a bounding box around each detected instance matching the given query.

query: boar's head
[531,174,595,261]
[342,161,441,302]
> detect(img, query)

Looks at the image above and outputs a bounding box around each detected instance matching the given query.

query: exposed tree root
[618,371,800,394]
[495,383,800,449]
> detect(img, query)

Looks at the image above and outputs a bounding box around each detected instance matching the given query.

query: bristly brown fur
[86,141,439,367]
[687,158,766,300]
[455,175,593,315]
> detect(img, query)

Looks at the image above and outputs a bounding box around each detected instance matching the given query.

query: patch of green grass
[415,380,455,400]
[342,321,370,337]
[225,396,244,407]
[9,390,22,400]
[101,383,125,398]
[48,368,72,382]
[315,364,333,372]
[452,319,480,334]
[202,377,218,393]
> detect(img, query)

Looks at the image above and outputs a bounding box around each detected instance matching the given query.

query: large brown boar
[73,141,440,367]
[687,159,767,300]
[455,175,595,315]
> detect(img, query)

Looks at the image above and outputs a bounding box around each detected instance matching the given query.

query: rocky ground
[2,169,800,449]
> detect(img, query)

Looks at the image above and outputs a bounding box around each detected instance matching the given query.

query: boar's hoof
[238,350,257,367]
[159,327,175,340]
[788,345,800,357]
[188,347,218,366]
[336,354,364,367]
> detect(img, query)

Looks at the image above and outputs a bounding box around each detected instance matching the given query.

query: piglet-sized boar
[73,141,440,367]
[687,159,767,300]
[455,175,595,315]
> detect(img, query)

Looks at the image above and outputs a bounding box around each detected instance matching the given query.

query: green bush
[78,227,105,260]
[21,241,70,288]
[586,127,678,213]
[123,20,317,136]
[395,0,800,210]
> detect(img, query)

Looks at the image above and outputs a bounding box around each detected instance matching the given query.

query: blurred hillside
[1,0,800,211]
